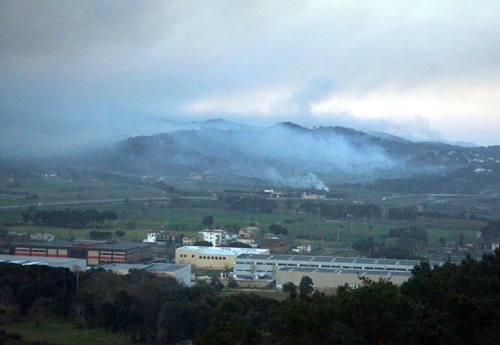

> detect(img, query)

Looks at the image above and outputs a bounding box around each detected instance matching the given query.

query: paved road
[0,196,217,211]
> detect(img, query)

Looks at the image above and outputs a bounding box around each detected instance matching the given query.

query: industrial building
[276,267,412,289]
[234,253,445,281]
[0,254,87,272]
[175,246,270,269]
[101,263,191,286]
[11,241,152,266]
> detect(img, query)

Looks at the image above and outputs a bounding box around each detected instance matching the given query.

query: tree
[282,282,297,295]
[89,231,113,241]
[225,242,252,248]
[99,211,118,227]
[193,241,213,247]
[299,276,314,296]
[269,224,288,236]
[84,209,99,228]
[226,277,239,288]
[125,221,136,230]
[209,277,224,293]
[115,230,126,241]
[202,215,214,228]
[352,237,377,254]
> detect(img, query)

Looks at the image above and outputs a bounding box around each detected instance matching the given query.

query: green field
[1,200,480,253]
[0,171,491,261]
[3,316,128,345]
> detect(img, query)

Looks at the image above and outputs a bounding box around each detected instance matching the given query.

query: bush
[227,277,239,288]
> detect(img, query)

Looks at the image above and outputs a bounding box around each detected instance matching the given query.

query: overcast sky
[2,1,500,156]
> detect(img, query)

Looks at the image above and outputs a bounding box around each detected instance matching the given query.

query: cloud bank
[1,1,500,156]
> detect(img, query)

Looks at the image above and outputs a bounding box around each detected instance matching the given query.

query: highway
[0,196,218,211]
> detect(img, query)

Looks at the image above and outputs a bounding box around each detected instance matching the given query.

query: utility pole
[350,220,353,244]
[321,231,324,255]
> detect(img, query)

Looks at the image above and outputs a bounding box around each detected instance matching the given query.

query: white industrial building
[234,253,445,282]
[276,266,412,289]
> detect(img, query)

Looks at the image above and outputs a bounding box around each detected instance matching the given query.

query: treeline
[318,203,381,219]
[21,209,117,229]
[298,201,381,219]
[386,206,483,221]
[301,200,484,223]
[225,197,278,213]
[352,227,429,260]
[3,251,500,344]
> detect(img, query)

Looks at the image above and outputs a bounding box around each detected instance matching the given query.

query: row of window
[179,254,227,260]
[235,261,410,272]
[200,256,226,260]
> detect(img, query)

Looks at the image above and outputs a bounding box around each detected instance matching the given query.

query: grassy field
[0,171,489,260]
[3,316,129,345]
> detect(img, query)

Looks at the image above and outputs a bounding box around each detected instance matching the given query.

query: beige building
[276,267,412,289]
[238,226,261,239]
[175,246,270,270]
[235,238,258,246]
[183,236,195,246]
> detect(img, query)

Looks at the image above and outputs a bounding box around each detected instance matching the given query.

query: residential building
[143,230,178,244]
[238,226,261,239]
[183,236,195,246]
[198,229,227,247]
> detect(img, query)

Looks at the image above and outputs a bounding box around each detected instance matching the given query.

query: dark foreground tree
[299,276,314,296]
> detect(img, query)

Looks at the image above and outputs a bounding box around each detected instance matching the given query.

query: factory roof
[101,262,189,273]
[0,255,87,271]
[236,253,446,268]
[178,246,269,255]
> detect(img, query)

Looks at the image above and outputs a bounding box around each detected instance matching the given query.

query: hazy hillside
[66,120,500,190]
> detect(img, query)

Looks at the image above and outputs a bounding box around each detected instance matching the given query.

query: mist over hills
[64,120,500,190]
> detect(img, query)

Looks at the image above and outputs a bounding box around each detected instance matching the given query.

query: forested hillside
[58,121,500,192]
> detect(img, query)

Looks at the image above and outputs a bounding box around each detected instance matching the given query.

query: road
[0,196,218,211]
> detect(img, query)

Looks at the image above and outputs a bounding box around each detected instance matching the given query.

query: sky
[2,1,500,156]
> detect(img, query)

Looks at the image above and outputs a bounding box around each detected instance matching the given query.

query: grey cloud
[1,1,499,156]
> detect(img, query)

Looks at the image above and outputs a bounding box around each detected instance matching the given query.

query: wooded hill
[63,121,500,192]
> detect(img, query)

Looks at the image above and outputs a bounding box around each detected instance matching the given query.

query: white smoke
[263,169,329,191]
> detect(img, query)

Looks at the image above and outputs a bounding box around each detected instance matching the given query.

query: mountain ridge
[65,120,500,190]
